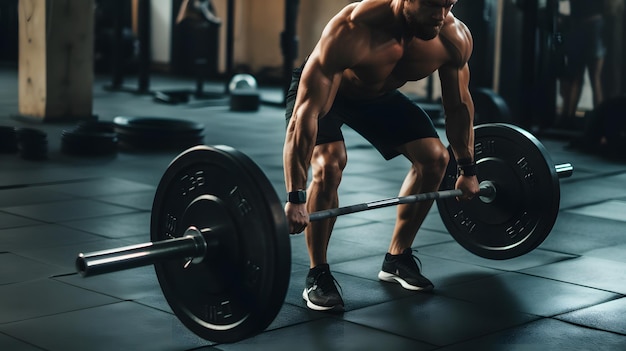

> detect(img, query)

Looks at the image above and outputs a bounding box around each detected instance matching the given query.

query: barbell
[75,123,572,343]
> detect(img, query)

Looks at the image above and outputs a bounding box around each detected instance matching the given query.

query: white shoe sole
[302,289,343,311]
[378,271,432,291]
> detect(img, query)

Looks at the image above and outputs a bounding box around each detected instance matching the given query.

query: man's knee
[312,161,344,189]
[311,143,347,189]
[403,139,449,178]
[424,143,450,177]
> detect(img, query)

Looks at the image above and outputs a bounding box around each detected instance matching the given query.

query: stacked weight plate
[0,126,18,153]
[16,128,48,160]
[61,121,119,156]
[113,116,205,151]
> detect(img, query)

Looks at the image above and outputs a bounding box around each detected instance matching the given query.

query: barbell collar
[555,163,573,178]
[76,226,212,277]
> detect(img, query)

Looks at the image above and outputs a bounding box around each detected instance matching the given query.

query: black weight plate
[114,126,205,139]
[117,134,205,151]
[16,128,47,142]
[150,145,290,343]
[61,130,118,156]
[0,126,18,153]
[113,116,204,136]
[76,121,116,133]
[472,87,513,125]
[437,123,560,260]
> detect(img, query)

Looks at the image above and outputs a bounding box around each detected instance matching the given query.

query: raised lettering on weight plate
[474,139,496,158]
[205,300,234,322]
[505,212,529,239]
[453,210,477,234]
[516,157,536,186]
[230,186,252,216]
[179,170,206,196]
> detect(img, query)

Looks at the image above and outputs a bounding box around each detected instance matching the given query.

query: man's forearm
[283,114,317,192]
[445,104,474,161]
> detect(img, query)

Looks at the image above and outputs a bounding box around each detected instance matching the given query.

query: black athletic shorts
[285,66,439,160]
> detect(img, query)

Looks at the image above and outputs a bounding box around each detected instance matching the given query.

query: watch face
[289,190,306,203]
[297,191,306,203]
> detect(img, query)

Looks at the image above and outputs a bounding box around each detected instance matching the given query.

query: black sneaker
[378,248,434,291]
[302,265,344,312]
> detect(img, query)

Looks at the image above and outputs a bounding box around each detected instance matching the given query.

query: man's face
[403,0,456,40]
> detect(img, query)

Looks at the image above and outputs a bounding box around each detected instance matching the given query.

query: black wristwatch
[457,158,477,177]
[287,190,307,204]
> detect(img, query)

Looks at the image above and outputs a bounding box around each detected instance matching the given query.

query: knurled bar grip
[309,186,492,222]
[76,228,208,277]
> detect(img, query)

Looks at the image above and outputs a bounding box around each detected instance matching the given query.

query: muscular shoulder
[439,14,473,67]
[323,1,392,39]
[317,2,388,68]
[349,0,395,25]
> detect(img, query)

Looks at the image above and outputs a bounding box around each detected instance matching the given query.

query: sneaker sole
[378,271,434,291]
[302,289,344,312]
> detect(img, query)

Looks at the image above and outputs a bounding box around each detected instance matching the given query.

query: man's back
[306,0,472,99]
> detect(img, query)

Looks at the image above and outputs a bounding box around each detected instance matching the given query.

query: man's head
[402,0,457,40]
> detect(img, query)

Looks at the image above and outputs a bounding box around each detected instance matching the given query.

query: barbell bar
[77,184,500,277]
[75,123,573,343]
[77,227,211,277]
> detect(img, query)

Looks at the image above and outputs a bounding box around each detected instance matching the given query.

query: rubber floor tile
[0,301,209,351]
[0,252,67,284]
[566,200,626,222]
[0,186,74,207]
[32,178,155,197]
[0,279,118,324]
[584,243,626,263]
[214,318,433,351]
[61,211,151,239]
[343,293,537,347]
[96,190,155,211]
[54,265,164,302]
[0,211,42,229]
[0,333,42,351]
[17,237,147,272]
[521,256,626,294]
[1,199,139,222]
[559,176,626,209]
[0,223,104,252]
[332,221,452,248]
[417,240,576,271]
[436,318,626,351]
[541,212,626,255]
[442,271,619,317]
[288,234,386,267]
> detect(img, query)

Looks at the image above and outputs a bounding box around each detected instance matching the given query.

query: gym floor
[1,66,626,351]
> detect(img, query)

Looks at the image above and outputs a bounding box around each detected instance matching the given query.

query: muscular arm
[440,61,474,161]
[283,59,343,192]
[283,5,362,193]
[439,18,474,162]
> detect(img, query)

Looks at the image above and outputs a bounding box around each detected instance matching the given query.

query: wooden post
[18,0,95,122]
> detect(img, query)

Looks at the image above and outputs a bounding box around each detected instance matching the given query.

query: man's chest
[351,37,452,84]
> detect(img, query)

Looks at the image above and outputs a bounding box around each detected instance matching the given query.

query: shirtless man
[283,0,479,312]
